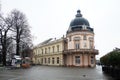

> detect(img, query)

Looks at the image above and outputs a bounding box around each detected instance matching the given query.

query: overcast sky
[2,0,120,59]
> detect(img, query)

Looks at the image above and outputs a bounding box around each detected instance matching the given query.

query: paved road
[0,65,114,80]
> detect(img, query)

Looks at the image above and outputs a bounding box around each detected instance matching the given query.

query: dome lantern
[76,10,82,17]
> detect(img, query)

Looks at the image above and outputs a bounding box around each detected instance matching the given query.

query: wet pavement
[0,65,114,80]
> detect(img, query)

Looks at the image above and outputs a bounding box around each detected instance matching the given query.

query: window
[39,59,41,64]
[89,37,93,49]
[41,58,43,64]
[52,57,54,64]
[37,59,40,64]
[45,48,47,54]
[57,57,59,64]
[48,47,50,53]
[75,43,80,49]
[75,56,80,64]
[84,42,87,48]
[69,36,71,41]
[48,58,50,64]
[44,58,47,64]
[37,50,38,55]
[83,35,87,40]
[52,46,55,53]
[35,50,37,55]
[38,49,39,54]
[91,56,94,64]
[57,45,59,52]
[74,37,80,49]
[42,49,43,54]
[90,41,93,49]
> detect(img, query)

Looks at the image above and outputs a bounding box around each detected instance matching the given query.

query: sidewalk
[0,64,15,70]
[0,66,6,70]
[0,65,31,70]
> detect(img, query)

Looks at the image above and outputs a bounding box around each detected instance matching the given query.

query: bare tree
[0,34,2,64]
[0,15,13,66]
[9,9,32,55]
[0,9,32,66]
[6,37,15,61]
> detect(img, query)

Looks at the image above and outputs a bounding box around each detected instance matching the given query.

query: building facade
[32,10,98,67]
[32,38,65,66]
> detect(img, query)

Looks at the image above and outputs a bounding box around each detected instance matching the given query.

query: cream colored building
[33,38,65,66]
[32,10,99,67]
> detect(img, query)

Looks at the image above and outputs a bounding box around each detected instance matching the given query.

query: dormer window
[83,25,87,30]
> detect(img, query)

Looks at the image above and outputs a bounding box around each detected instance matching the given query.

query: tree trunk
[2,35,7,66]
[16,40,20,55]
[16,28,20,55]
[2,49,6,66]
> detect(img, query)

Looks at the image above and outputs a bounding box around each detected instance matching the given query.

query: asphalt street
[0,65,114,80]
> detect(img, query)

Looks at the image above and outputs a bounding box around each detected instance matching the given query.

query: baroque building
[32,10,99,67]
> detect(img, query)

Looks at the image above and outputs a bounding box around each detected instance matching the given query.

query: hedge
[100,50,120,68]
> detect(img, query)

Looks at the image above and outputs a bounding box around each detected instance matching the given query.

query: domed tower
[64,10,98,67]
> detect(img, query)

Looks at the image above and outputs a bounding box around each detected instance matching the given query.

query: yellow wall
[33,38,64,66]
